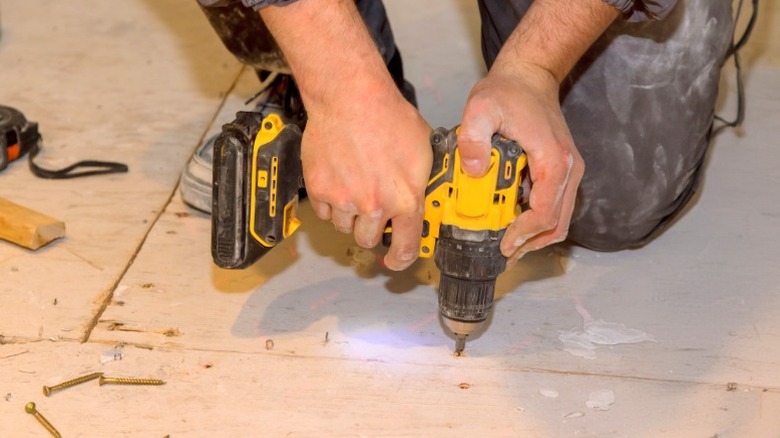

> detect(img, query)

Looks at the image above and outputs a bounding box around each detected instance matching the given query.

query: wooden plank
[1,342,778,437]
[0,197,65,250]
[0,0,241,341]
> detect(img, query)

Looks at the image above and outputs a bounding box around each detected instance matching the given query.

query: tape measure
[0,105,39,171]
[0,105,128,178]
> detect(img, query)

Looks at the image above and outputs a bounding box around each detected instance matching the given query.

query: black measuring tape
[0,105,128,178]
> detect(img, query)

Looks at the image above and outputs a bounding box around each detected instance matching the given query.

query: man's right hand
[301,79,432,271]
[261,0,432,271]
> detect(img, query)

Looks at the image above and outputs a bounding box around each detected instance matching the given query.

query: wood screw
[25,402,62,438]
[98,376,166,386]
[43,372,103,396]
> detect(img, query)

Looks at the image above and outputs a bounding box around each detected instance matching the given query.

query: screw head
[42,386,51,397]
[25,402,36,413]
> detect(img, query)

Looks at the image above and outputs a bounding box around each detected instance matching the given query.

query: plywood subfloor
[1,0,779,436]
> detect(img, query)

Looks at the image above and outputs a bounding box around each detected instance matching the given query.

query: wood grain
[0,196,65,250]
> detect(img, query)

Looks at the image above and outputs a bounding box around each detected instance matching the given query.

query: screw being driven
[25,402,62,438]
[43,372,104,396]
[98,376,166,386]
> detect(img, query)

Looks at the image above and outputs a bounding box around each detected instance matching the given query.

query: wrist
[487,60,560,97]
[491,0,619,83]
[300,62,401,116]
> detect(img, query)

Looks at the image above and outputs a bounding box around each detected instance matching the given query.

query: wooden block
[0,196,66,250]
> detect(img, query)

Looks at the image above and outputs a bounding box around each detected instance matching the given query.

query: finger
[504,229,555,270]
[310,198,332,221]
[331,208,357,234]
[500,150,575,256]
[353,210,385,248]
[459,96,500,177]
[383,210,424,271]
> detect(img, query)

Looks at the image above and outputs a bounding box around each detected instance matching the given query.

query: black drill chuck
[435,225,507,351]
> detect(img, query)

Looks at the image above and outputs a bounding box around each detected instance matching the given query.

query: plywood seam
[79,66,247,343]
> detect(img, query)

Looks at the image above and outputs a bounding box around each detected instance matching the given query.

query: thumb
[458,102,499,177]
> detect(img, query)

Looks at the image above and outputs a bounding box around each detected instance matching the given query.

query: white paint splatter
[560,303,655,359]
[586,389,615,411]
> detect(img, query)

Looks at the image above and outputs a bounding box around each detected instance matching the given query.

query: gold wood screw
[43,372,104,396]
[98,376,166,386]
[25,402,62,438]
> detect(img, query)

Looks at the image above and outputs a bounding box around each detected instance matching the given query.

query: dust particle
[141,283,155,289]
[458,382,471,390]
[265,339,274,350]
[175,212,190,218]
[727,382,737,392]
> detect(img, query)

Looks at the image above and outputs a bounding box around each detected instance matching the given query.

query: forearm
[259,0,399,113]
[493,0,620,83]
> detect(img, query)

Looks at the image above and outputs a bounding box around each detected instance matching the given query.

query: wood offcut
[0,197,65,250]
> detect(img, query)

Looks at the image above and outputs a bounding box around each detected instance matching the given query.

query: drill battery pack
[211,111,304,269]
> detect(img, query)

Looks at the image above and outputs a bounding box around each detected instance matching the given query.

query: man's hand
[301,85,432,271]
[460,62,582,269]
[261,0,432,271]
[457,0,619,268]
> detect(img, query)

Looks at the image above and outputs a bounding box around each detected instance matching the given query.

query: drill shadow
[296,200,431,294]
[209,230,303,294]
[227,244,572,351]
[226,202,441,348]
[230,275,446,349]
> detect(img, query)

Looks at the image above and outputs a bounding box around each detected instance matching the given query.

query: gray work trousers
[201,0,734,251]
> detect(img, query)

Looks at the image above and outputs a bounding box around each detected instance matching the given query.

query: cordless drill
[211,114,527,353]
